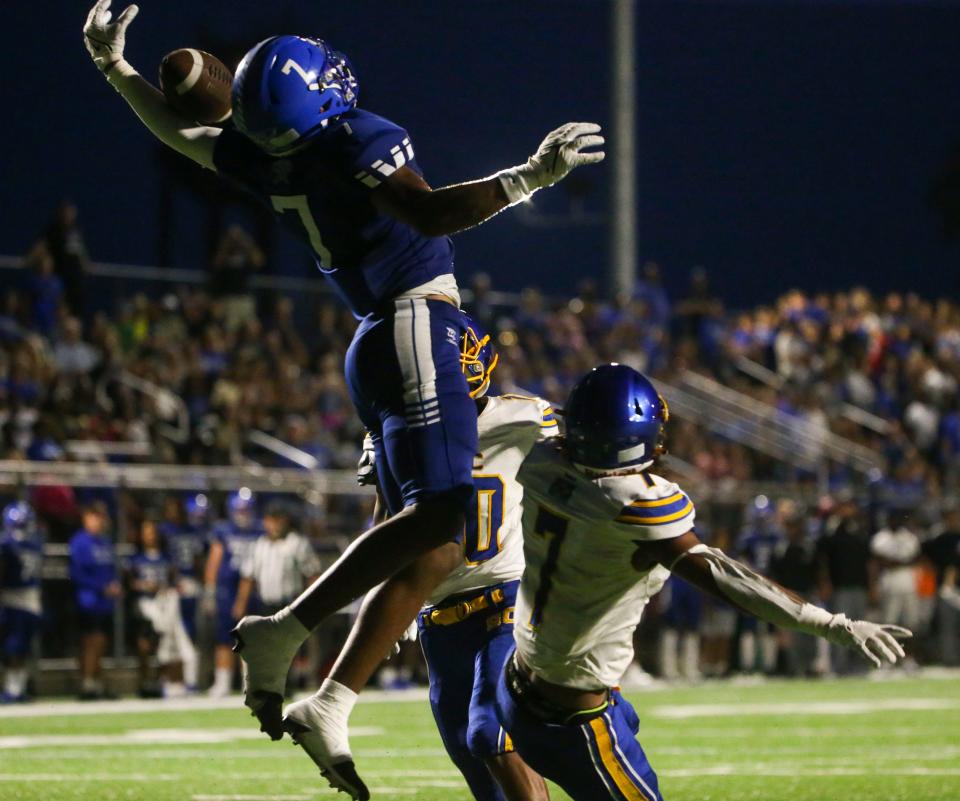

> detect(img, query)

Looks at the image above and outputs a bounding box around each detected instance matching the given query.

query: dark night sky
[4,0,960,306]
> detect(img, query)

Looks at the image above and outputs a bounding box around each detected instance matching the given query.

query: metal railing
[0,254,527,307]
[246,430,321,470]
[657,370,884,478]
[0,459,370,496]
[732,355,891,435]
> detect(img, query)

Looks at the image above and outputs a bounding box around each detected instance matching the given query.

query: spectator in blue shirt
[68,502,120,700]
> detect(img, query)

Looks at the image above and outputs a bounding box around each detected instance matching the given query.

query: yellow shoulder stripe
[616,500,693,525]
[628,491,684,509]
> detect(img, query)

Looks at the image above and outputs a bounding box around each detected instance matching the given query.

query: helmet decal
[232,35,359,156]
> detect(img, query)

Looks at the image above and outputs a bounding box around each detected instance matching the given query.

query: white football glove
[356,432,377,486]
[498,122,605,204]
[84,0,139,73]
[824,615,911,668]
[385,623,419,660]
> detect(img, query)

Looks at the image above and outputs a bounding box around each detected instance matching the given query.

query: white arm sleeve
[675,544,911,667]
[105,62,220,170]
[678,543,835,636]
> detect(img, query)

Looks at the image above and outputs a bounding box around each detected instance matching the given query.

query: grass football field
[1,674,958,801]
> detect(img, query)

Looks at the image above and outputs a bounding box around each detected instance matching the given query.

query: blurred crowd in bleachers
[3,207,959,496]
[1,204,959,699]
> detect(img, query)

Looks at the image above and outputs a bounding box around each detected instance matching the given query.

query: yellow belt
[424,588,512,629]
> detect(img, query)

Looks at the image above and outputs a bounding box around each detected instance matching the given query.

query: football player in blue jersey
[202,489,265,697]
[312,320,552,801]
[0,502,43,702]
[85,2,603,788]
[129,514,175,697]
[733,495,785,673]
[159,493,208,690]
[69,502,121,700]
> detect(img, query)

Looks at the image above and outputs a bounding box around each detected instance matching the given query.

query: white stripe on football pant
[393,299,438,428]
[581,725,619,798]
[605,711,659,800]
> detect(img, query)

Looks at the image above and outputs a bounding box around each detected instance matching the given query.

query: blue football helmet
[227,488,257,528]
[3,502,36,536]
[185,493,210,528]
[460,317,499,398]
[747,494,773,523]
[564,364,669,471]
[232,35,358,156]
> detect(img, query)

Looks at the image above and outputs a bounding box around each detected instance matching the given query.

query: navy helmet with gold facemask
[460,315,499,399]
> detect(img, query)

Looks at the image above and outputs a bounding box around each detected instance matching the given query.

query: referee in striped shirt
[232,502,321,619]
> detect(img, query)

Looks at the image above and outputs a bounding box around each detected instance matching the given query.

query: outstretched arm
[372,122,604,237]
[633,530,911,668]
[84,1,220,169]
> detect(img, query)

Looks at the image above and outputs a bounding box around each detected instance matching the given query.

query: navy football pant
[179,595,198,641]
[345,298,477,515]
[418,582,519,801]
[215,583,239,646]
[0,607,39,659]
[495,661,663,801]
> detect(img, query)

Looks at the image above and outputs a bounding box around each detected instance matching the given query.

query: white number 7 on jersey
[281,58,320,90]
[271,195,333,268]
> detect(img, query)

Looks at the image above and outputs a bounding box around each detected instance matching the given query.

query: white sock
[740,631,756,672]
[681,632,701,679]
[762,634,778,672]
[660,630,679,679]
[182,651,198,689]
[214,666,233,691]
[312,678,358,760]
[81,677,101,693]
[164,682,187,698]
[5,667,28,697]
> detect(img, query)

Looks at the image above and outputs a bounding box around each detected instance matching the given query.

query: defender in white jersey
[496,364,913,801]
[286,320,552,801]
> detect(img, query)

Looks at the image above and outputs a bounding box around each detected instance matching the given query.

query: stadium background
[2,2,960,800]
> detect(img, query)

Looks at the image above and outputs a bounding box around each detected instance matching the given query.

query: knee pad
[466,709,508,758]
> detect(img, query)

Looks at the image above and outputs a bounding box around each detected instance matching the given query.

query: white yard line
[4,668,959,719]
[662,765,960,777]
[650,697,960,718]
[0,689,431,718]
[0,726,383,749]
[0,773,181,781]
[192,796,315,801]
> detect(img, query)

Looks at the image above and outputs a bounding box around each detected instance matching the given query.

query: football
[159,48,233,125]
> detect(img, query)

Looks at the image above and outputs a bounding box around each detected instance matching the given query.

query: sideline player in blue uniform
[159,494,208,640]
[159,493,208,691]
[203,489,264,697]
[85,3,602,790]
[69,502,121,700]
[734,495,784,673]
[129,515,174,697]
[494,365,912,800]
[0,503,43,702]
